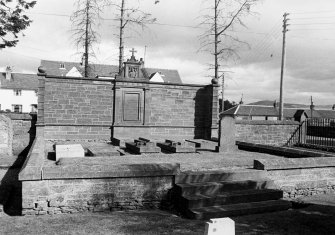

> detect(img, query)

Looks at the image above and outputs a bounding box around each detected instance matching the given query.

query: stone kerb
[0,114,13,156]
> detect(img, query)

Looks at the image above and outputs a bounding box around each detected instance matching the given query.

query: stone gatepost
[217,114,237,152]
[0,114,13,156]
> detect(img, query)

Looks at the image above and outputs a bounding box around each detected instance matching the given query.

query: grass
[1,195,335,235]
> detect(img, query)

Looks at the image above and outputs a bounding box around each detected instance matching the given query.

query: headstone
[125,137,161,154]
[157,139,196,153]
[87,145,121,157]
[55,144,85,161]
[0,115,13,156]
[204,218,235,235]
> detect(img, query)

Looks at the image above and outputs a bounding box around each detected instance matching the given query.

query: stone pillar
[217,114,237,152]
[0,115,13,156]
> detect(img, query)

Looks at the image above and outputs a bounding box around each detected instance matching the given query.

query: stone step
[176,180,274,197]
[176,170,267,184]
[186,200,291,220]
[179,189,283,209]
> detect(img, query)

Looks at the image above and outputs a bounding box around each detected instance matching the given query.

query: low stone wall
[235,120,299,146]
[219,115,299,150]
[21,176,174,215]
[0,115,12,155]
[19,140,180,215]
[0,113,36,156]
[254,159,335,199]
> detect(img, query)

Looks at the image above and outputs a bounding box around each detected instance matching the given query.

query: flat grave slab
[157,139,197,153]
[125,137,161,154]
[55,144,85,161]
[87,145,121,157]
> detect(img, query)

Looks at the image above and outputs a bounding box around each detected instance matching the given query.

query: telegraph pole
[279,13,289,120]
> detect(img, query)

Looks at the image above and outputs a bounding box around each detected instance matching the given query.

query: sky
[1,0,335,106]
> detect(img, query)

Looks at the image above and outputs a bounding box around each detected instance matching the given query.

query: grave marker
[55,144,85,161]
[204,218,235,235]
[125,137,161,154]
[157,139,196,153]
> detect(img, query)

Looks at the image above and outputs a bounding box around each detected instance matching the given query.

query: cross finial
[130,48,137,57]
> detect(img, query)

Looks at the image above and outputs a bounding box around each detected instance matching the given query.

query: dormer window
[14,89,22,96]
[59,63,65,69]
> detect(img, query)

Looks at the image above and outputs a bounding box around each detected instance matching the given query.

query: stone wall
[219,115,299,150]
[0,115,12,155]
[38,76,218,141]
[0,113,36,156]
[235,120,299,146]
[21,176,173,215]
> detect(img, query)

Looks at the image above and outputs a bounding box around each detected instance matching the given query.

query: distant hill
[248,100,333,110]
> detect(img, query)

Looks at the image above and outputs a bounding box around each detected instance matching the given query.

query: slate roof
[40,60,119,78]
[142,68,182,84]
[40,60,182,84]
[222,104,335,120]
[0,72,39,90]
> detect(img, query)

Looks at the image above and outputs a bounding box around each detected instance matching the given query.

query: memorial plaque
[123,92,140,121]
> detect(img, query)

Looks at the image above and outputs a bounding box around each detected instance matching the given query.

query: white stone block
[55,144,85,161]
[204,217,235,235]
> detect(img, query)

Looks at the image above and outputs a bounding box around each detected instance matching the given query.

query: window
[59,63,65,69]
[14,89,22,96]
[12,105,22,113]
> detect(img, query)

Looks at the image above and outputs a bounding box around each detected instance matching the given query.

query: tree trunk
[118,0,125,75]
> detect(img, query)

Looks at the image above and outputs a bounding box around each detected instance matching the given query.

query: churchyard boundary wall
[219,115,299,150]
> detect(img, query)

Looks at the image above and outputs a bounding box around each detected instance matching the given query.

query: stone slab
[254,158,335,170]
[204,218,235,235]
[157,140,196,153]
[237,141,335,158]
[42,163,180,179]
[125,138,161,154]
[55,144,85,161]
[87,146,121,157]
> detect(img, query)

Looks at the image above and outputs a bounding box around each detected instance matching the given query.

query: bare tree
[199,0,258,109]
[106,0,157,74]
[0,0,36,48]
[71,0,103,77]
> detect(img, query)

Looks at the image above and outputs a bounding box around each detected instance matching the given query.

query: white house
[0,67,38,113]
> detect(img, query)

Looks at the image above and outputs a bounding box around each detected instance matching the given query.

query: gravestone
[87,145,121,157]
[55,144,85,161]
[125,137,161,154]
[0,115,13,156]
[157,139,196,153]
[204,218,235,235]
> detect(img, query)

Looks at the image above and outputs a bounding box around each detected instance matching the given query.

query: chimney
[332,104,335,110]
[5,66,12,80]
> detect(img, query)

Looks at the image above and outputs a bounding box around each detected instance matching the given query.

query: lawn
[1,194,335,235]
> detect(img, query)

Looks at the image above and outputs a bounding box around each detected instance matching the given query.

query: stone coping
[237,141,335,158]
[236,120,299,125]
[42,162,180,180]
[254,158,335,170]
[19,138,45,181]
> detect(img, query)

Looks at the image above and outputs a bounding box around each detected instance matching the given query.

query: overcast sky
[1,0,335,105]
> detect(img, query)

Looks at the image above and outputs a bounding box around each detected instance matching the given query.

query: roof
[221,104,335,120]
[0,72,39,90]
[141,68,182,84]
[40,60,119,78]
[40,60,182,84]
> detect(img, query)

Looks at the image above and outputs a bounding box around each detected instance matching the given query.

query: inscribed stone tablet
[55,144,85,161]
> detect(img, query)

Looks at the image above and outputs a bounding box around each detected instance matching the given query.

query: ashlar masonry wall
[38,76,218,142]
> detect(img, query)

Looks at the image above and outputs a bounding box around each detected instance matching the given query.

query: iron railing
[286,118,335,149]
